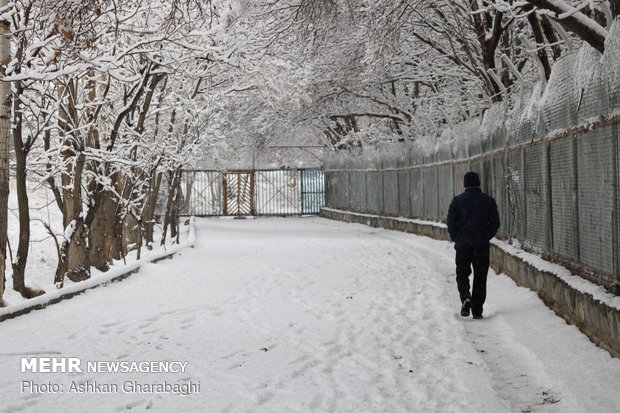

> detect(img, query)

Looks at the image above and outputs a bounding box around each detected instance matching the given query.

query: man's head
[464,171,480,189]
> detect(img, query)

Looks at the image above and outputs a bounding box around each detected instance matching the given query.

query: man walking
[447,172,500,319]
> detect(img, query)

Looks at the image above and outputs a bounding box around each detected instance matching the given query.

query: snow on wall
[324,20,620,291]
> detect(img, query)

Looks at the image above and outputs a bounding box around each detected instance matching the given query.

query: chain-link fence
[325,33,620,291]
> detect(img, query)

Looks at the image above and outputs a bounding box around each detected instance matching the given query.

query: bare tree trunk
[9,22,43,298]
[10,155,42,298]
[119,171,141,257]
[161,168,182,246]
[113,172,132,259]
[526,7,552,80]
[540,16,563,60]
[469,0,505,101]
[55,153,90,285]
[142,171,162,248]
[0,4,10,304]
[55,79,90,285]
[11,91,42,297]
[89,189,116,271]
[122,215,140,256]
[612,0,620,19]
[55,151,90,285]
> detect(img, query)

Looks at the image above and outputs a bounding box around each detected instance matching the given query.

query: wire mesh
[542,53,578,133]
[576,50,609,122]
[524,143,547,250]
[607,22,620,109]
[550,138,578,260]
[366,170,383,215]
[398,151,411,217]
[423,166,438,220]
[410,167,424,218]
[437,164,454,222]
[505,148,525,240]
[577,129,615,274]
[383,158,400,216]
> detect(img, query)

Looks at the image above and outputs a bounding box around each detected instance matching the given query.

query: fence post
[571,135,580,261]
[612,124,619,285]
[250,171,256,216]
[435,162,440,221]
[521,146,527,240]
[543,143,554,251]
[408,147,414,218]
[300,169,305,214]
[449,151,454,224]
[223,174,229,216]
[396,157,400,217]
[365,168,369,214]
[381,159,386,215]
[421,165,425,220]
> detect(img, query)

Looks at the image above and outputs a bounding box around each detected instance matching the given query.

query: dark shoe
[472,314,483,320]
[460,298,471,317]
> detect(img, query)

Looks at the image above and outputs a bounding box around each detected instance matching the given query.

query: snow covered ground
[4,181,64,305]
[2,179,187,309]
[0,217,619,413]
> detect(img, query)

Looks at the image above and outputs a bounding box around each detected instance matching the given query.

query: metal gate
[179,170,223,216]
[255,170,300,215]
[179,168,325,217]
[223,171,254,216]
[301,168,325,214]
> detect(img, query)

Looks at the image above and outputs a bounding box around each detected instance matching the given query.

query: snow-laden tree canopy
[245,0,618,149]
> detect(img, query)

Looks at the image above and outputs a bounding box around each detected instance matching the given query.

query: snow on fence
[324,24,620,293]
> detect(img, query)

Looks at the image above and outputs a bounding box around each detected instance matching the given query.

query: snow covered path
[0,217,619,413]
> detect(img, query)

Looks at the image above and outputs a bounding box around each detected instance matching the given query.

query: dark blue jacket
[447,188,500,249]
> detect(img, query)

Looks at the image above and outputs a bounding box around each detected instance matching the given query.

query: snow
[556,0,590,20]
[0,217,195,320]
[547,0,608,39]
[2,179,193,309]
[3,180,65,304]
[324,207,620,311]
[0,217,618,412]
[63,219,77,241]
[492,239,620,310]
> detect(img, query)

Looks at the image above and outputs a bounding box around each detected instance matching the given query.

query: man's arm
[447,198,459,242]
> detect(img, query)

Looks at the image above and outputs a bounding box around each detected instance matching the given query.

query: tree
[0,0,9,304]
[523,0,608,53]
[0,0,250,290]
[7,2,55,297]
[255,0,619,148]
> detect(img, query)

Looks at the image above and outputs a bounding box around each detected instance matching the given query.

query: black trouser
[455,246,490,316]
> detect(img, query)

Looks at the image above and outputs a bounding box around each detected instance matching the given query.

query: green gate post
[301,169,305,214]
